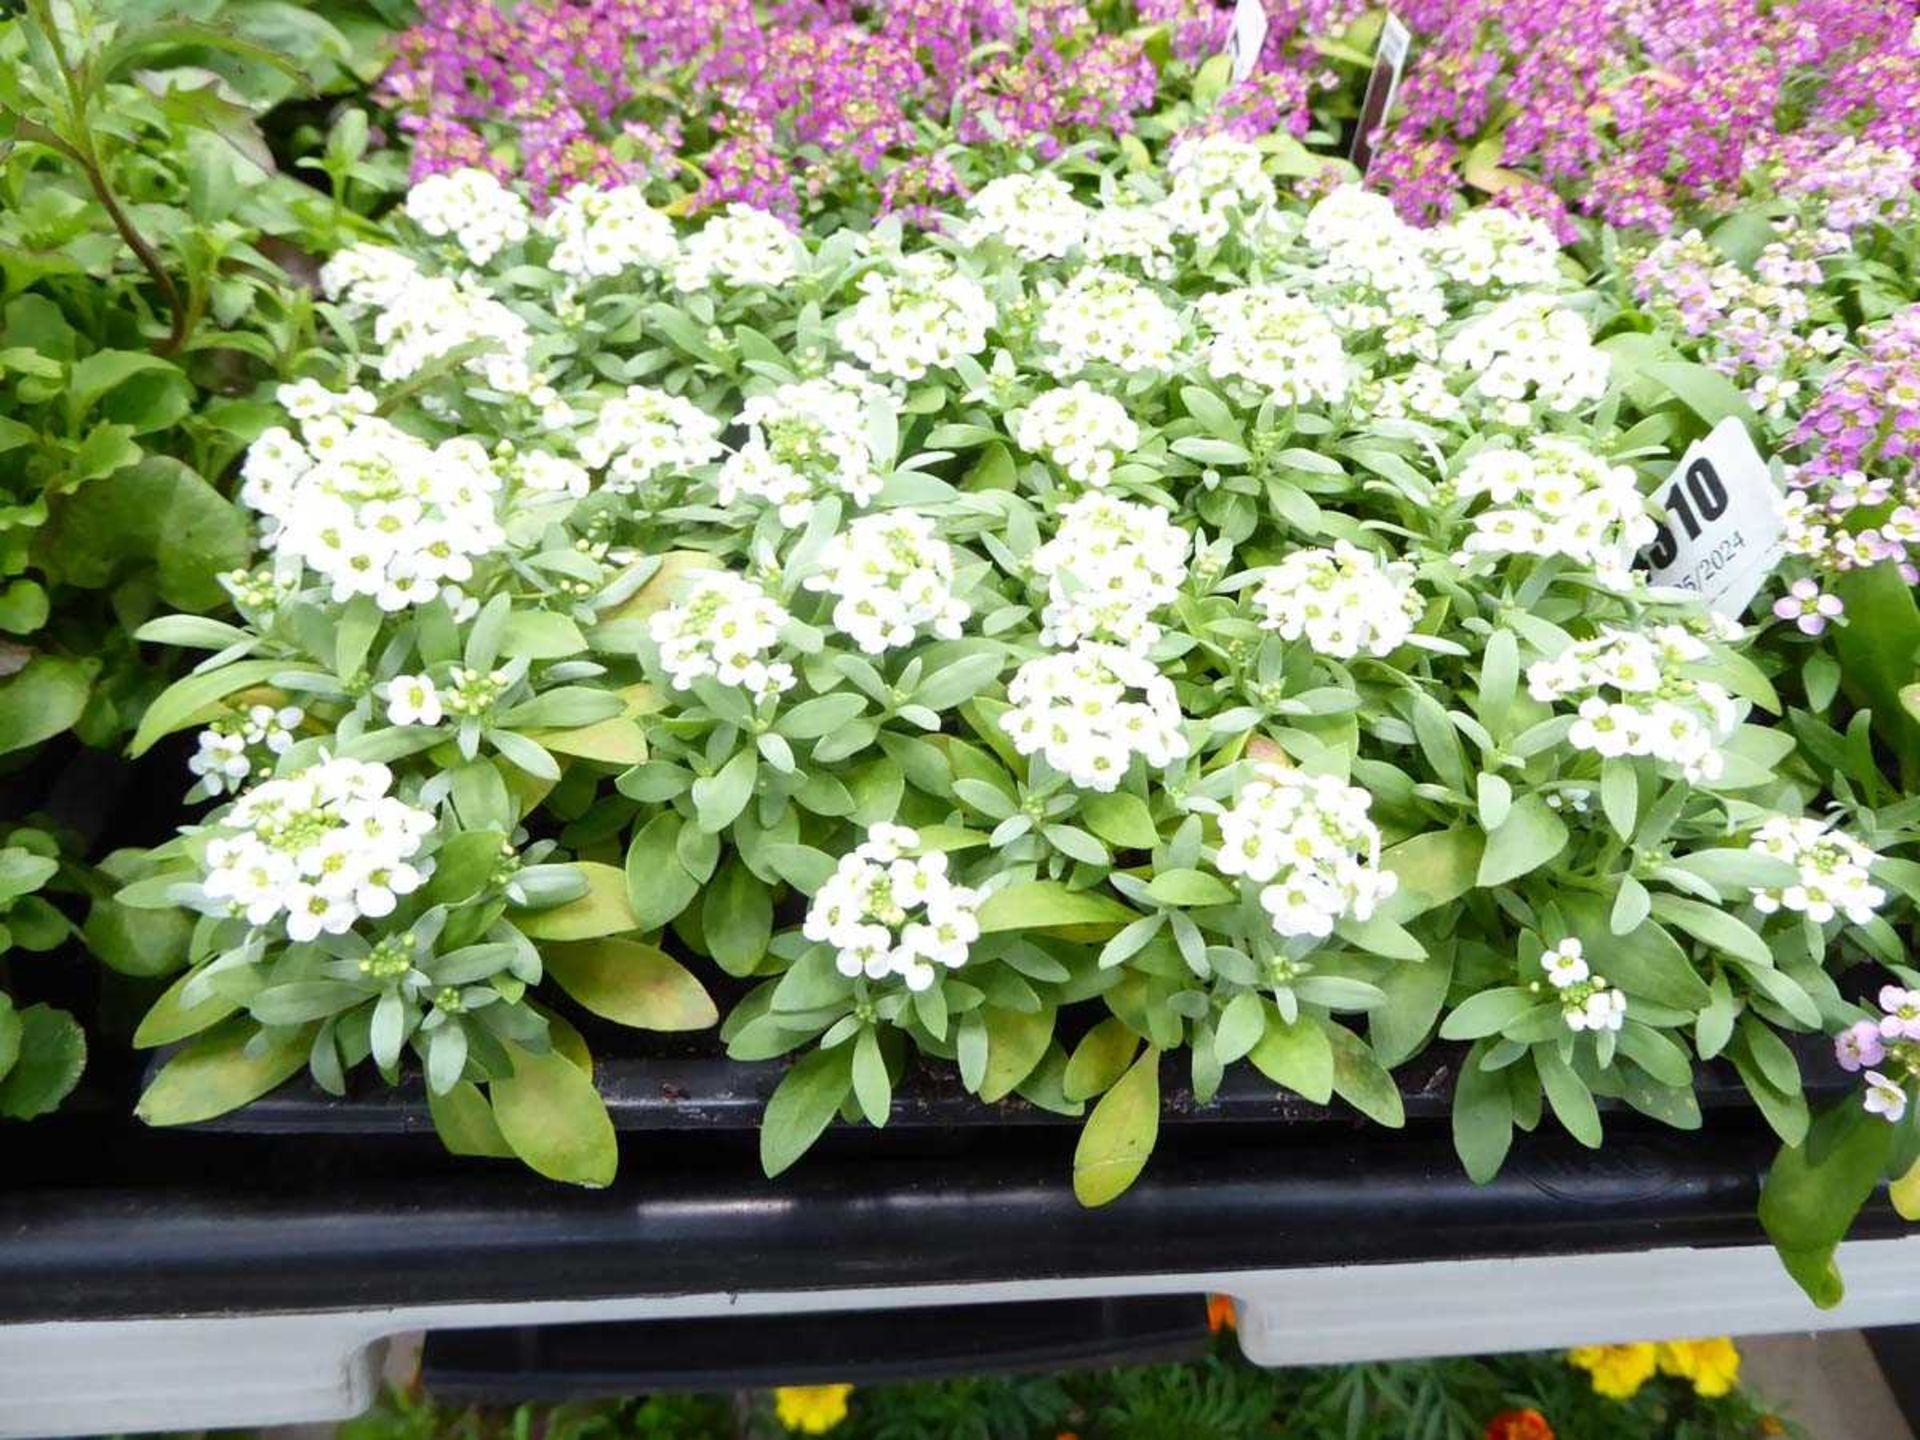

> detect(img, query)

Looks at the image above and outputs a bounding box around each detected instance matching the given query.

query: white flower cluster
[1083,204,1178,279]
[503,448,591,500]
[1367,362,1464,423]
[579,386,725,494]
[1031,493,1190,651]
[1746,816,1886,925]
[188,704,304,798]
[672,204,800,290]
[836,253,995,379]
[1452,436,1657,588]
[1525,625,1739,782]
[802,823,982,992]
[240,410,505,611]
[804,511,970,654]
[1038,267,1182,376]
[720,376,882,524]
[959,172,1089,260]
[541,183,676,279]
[1014,383,1140,487]
[1439,293,1609,422]
[1212,765,1396,939]
[1000,642,1189,791]
[404,167,530,266]
[1197,286,1350,407]
[1299,188,1448,349]
[1427,207,1564,291]
[1253,542,1421,660]
[648,570,797,703]
[200,758,434,942]
[1541,938,1628,1032]
[1161,133,1274,245]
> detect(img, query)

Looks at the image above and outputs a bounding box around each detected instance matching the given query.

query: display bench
[3,1054,1917,1439]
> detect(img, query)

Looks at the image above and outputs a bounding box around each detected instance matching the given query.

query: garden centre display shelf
[5,1058,1920,1439]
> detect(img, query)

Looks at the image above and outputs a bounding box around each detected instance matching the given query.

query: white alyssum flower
[384,674,444,728]
[1427,207,1565,292]
[1161,132,1275,245]
[1440,293,1609,421]
[1197,286,1350,407]
[1037,266,1182,376]
[1212,765,1396,939]
[198,757,434,941]
[1014,383,1140,487]
[959,172,1089,260]
[404,167,531,266]
[803,511,970,655]
[1526,625,1739,782]
[719,376,883,524]
[579,386,725,494]
[1542,937,1591,989]
[278,379,376,424]
[1253,542,1422,660]
[1540,935,1627,1033]
[802,823,982,992]
[1747,816,1886,925]
[1367,362,1464,423]
[1000,642,1189,792]
[1030,493,1190,652]
[648,570,797,704]
[319,244,422,308]
[836,252,995,380]
[1082,202,1178,278]
[350,268,543,398]
[541,183,676,279]
[672,203,800,290]
[1299,187,1448,347]
[1452,436,1657,588]
[187,704,304,798]
[239,411,505,612]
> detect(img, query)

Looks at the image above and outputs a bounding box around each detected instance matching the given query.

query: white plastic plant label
[1351,13,1412,172]
[1225,0,1270,84]
[1640,417,1785,617]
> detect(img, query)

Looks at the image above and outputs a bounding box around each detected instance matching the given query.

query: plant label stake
[1351,13,1412,173]
[1225,0,1270,84]
[1639,417,1785,616]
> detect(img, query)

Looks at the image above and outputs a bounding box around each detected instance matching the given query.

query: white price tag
[1640,418,1785,618]
[1225,0,1270,84]
[1350,13,1411,172]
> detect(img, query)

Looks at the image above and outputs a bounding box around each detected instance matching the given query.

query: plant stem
[81,152,192,357]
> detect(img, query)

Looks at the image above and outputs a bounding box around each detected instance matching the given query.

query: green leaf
[1600,759,1637,841]
[0,1004,85,1119]
[1452,1041,1513,1183]
[1648,894,1772,967]
[133,969,240,1048]
[852,1028,891,1127]
[1477,795,1568,888]
[500,610,587,660]
[1247,1010,1333,1102]
[0,656,90,755]
[978,1005,1054,1103]
[760,1046,855,1178]
[1063,1016,1140,1102]
[42,456,249,611]
[1832,563,1920,768]
[1214,991,1267,1065]
[1562,895,1711,1010]
[1643,360,1761,433]
[0,997,18,1085]
[131,658,309,756]
[1369,945,1454,1067]
[1073,1047,1160,1207]
[703,861,773,975]
[1326,1023,1404,1128]
[1144,868,1235,907]
[977,880,1136,935]
[626,813,700,930]
[428,1081,514,1158]
[1377,829,1483,922]
[1438,987,1540,1041]
[492,1039,618,1187]
[1080,791,1159,850]
[515,862,637,940]
[135,1019,308,1126]
[543,938,717,1031]
[1536,1049,1601,1148]
[84,892,193,978]
[1760,1101,1898,1308]
[692,750,758,832]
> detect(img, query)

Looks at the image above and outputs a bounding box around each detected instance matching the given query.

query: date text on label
[1639,417,1784,618]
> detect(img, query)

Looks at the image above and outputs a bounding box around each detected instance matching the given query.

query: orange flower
[1484,1407,1555,1440]
[1206,1295,1237,1332]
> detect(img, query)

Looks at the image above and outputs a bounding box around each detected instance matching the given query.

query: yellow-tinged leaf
[1893,1157,1920,1221]
[516,861,637,940]
[533,717,648,766]
[491,1040,617,1187]
[597,552,724,624]
[1063,1016,1141,1102]
[135,1019,310,1126]
[1073,1046,1161,1207]
[544,938,718,1032]
[428,1081,513,1158]
[978,1005,1054,1103]
[132,969,238,1049]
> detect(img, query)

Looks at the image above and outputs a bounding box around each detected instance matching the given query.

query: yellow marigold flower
[1657,1337,1741,1397]
[1567,1342,1658,1400]
[774,1384,854,1434]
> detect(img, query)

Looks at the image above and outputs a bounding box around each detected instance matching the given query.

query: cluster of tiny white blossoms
[1540,938,1627,1033]
[187,704,303,799]
[648,570,796,704]
[801,824,982,992]
[1253,542,1421,661]
[1030,493,1190,651]
[1037,267,1183,376]
[803,511,971,655]
[1746,815,1886,925]
[199,758,434,942]
[239,409,505,612]
[1000,643,1190,791]
[540,183,675,279]
[1161,132,1275,245]
[836,252,995,379]
[671,203,800,291]
[403,167,531,266]
[1297,188,1448,351]
[1426,207,1565,292]
[1452,437,1657,588]
[1439,292,1609,422]
[1212,766,1396,939]
[1013,383,1140,487]
[959,172,1088,260]
[1525,625,1739,782]
[1367,362,1464,423]
[579,385,725,494]
[719,377,882,524]
[1197,286,1350,407]
[501,447,591,500]
[1082,203,1178,279]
